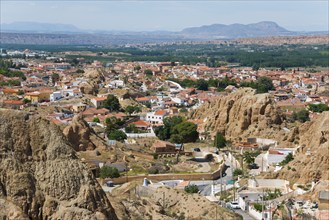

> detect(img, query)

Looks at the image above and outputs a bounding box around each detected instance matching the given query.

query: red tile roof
[131,120,150,127]
[154,110,167,115]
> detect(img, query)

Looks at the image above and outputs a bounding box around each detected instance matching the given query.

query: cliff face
[63,115,107,151]
[276,112,329,183]
[0,110,117,220]
[79,68,105,95]
[190,88,284,141]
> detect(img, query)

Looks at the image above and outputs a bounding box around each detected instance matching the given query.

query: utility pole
[215,205,218,220]
[220,168,223,199]
[162,192,165,209]
[125,162,128,183]
[262,189,265,220]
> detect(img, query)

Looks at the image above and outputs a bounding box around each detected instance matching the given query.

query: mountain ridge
[1,21,327,39]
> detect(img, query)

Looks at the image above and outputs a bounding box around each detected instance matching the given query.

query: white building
[50,91,62,101]
[146,110,168,125]
[108,80,125,88]
[50,89,82,102]
[91,97,107,108]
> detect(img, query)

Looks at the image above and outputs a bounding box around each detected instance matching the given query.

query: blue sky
[1,1,328,31]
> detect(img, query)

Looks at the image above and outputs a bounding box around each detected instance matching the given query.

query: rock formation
[0,110,117,220]
[190,88,284,141]
[109,183,239,219]
[63,114,107,151]
[79,68,105,95]
[276,111,329,183]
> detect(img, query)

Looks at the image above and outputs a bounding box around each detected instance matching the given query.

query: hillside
[275,111,329,184]
[108,183,240,220]
[0,110,117,219]
[190,88,286,142]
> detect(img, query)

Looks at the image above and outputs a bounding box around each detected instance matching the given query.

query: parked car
[228,202,241,209]
[311,203,318,209]
[248,163,259,169]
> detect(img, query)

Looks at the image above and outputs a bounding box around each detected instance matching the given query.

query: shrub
[233,168,243,176]
[93,117,100,123]
[292,110,310,123]
[99,166,120,178]
[148,167,159,174]
[184,185,199,194]
[308,103,329,113]
[279,153,294,166]
[253,203,264,212]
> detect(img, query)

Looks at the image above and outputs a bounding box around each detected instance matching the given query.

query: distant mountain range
[1,21,328,45]
[1,22,81,33]
[180,21,295,39]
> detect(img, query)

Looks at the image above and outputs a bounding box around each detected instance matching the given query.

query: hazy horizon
[1,1,328,32]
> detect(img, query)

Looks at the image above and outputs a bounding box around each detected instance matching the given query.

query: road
[234,209,256,220]
[199,159,235,196]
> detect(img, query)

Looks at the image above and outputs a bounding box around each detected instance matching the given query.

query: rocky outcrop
[0,110,117,220]
[190,88,284,141]
[276,112,329,183]
[63,114,107,151]
[79,68,105,95]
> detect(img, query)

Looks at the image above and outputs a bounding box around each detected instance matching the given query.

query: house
[91,97,107,108]
[109,80,125,88]
[71,103,87,113]
[24,91,51,103]
[264,148,296,166]
[151,140,176,153]
[131,120,151,130]
[81,108,110,117]
[319,191,329,210]
[2,88,19,95]
[50,91,62,101]
[1,100,24,109]
[146,110,168,125]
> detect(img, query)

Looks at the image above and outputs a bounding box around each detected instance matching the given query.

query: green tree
[179,108,188,113]
[171,121,199,143]
[102,94,121,112]
[99,166,120,178]
[154,116,184,141]
[125,124,138,133]
[105,116,124,132]
[184,185,199,194]
[196,79,209,91]
[17,90,24,95]
[93,117,100,123]
[125,105,141,115]
[76,69,85,73]
[308,103,329,113]
[264,189,282,200]
[214,132,226,149]
[252,64,260,71]
[134,65,141,71]
[144,69,153,77]
[256,76,275,93]
[107,129,127,142]
[243,151,257,165]
[51,73,60,84]
[23,98,31,104]
[292,110,310,123]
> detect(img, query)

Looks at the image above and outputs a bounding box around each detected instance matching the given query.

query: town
[1,45,328,220]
